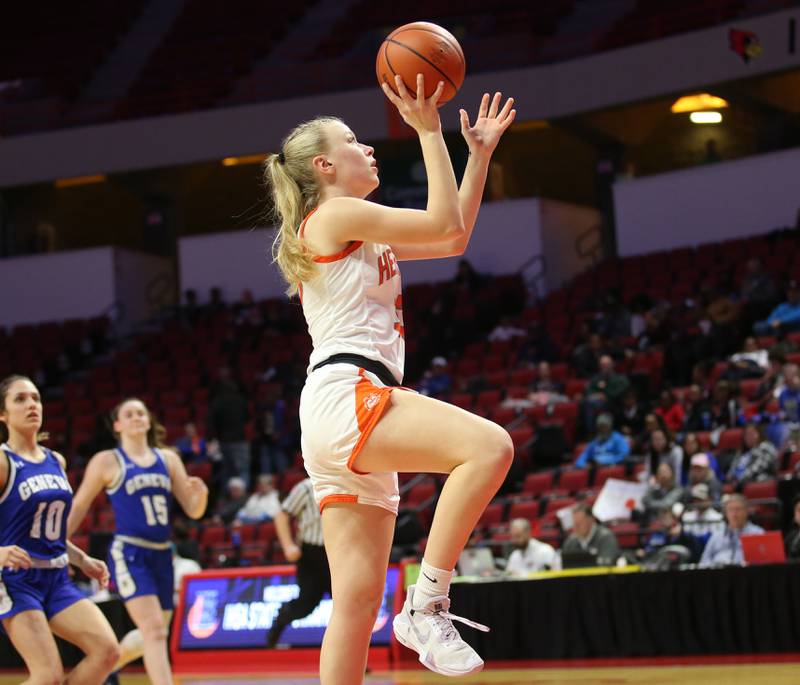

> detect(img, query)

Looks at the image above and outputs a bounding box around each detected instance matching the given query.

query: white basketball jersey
[299,210,405,383]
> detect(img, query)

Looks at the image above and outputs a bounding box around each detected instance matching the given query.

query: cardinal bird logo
[729,28,763,63]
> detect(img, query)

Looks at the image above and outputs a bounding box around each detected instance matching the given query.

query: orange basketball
[376,22,465,106]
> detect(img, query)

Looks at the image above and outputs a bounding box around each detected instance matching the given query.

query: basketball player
[68,398,208,685]
[263,74,515,682]
[0,374,120,684]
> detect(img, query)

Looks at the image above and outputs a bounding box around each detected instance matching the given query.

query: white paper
[592,478,648,523]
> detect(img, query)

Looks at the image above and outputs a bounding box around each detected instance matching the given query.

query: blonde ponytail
[263,116,341,296]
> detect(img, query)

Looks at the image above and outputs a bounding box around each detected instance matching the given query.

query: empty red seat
[742,480,777,500]
[610,522,640,548]
[200,525,227,547]
[508,499,540,521]
[595,465,626,488]
[558,469,589,493]
[523,471,554,496]
[407,482,437,506]
[717,428,744,452]
[477,502,505,528]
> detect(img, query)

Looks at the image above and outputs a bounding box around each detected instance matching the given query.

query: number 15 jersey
[107,447,172,544]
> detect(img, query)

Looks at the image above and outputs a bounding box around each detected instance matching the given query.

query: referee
[266,477,330,648]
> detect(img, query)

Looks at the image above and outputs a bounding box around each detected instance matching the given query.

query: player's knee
[333,582,384,623]
[30,665,64,685]
[140,618,168,643]
[95,637,121,670]
[470,424,513,477]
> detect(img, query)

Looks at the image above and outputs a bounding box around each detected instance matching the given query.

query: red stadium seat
[558,469,589,494]
[742,480,777,500]
[523,472,554,497]
[508,500,541,522]
[717,428,744,452]
[200,525,227,547]
[595,465,626,488]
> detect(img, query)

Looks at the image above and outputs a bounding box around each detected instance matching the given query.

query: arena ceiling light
[54,174,107,188]
[671,93,729,113]
[221,154,267,166]
[689,111,723,124]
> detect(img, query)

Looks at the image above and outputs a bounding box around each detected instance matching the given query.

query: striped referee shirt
[281,478,324,546]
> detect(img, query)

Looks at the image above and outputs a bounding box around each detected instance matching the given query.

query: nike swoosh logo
[422,572,437,583]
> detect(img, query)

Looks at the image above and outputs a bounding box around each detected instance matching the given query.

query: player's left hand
[186,476,207,493]
[460,92,516,159]
[82,556,110,588]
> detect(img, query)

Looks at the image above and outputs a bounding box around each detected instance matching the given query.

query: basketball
[376,21,465,106]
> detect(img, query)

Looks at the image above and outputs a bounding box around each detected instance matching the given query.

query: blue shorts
[0,567,86,623]
[109,539,174,610]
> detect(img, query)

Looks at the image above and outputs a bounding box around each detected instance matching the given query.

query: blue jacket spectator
[575,413,630,468]
[699,494,764,567]
[778,372,800,423]
[754,281,800,335]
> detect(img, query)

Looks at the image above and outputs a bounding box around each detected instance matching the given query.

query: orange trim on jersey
[298,207,363,263]
[320,494,359,512]
[347,369,394,475]
[312,240,363,263]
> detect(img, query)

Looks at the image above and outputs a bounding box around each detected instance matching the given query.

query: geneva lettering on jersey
[18,473,71,501]
[377,248,398,285]
[124,472,172,496]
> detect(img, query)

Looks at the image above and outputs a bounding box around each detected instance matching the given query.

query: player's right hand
[381,73,445,134]
[0,546,32,571]
[285,543,302,562]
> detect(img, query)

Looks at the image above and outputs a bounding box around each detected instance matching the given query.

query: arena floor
[0,663,788,684]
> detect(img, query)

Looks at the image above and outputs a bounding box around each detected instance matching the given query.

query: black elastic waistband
[312,353,401,387]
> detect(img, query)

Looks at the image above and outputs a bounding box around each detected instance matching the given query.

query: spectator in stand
[525,361,567,407]
[254,391,289,475]
[633,412,668,456]
[575,413,630,469]
[784,496,800,560]
[754,280,800,336]
[505,518,561,575]
[724,337,769,382]
[778,367,800,423]
[233,289,264,329]
[638,507,702,564]
[213,477,248,525]
[699,494,763,568]
[516,322,559,365]
[681,483,725,545]
[654,389,685,434]
[453,258,484,294]
[683,384,713,432]
[417,357,452,399]
[487,316,525,343]
[615,388,648,437]
[235,474,282,523]
[581,354,631,435]
[642,462,684,521]
[572,332,608,378]
[562,503,621,566]
[727,422,778,486]
[175,422,207,462]
[643,429,683,483]
[207,371,250,488]
[684,452,722,503]
[597,293,632,341]
[704,285,741,358]
[740,257,777,328]
[708,380,742,432]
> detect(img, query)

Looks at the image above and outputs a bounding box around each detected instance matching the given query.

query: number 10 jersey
[0,445,72,560]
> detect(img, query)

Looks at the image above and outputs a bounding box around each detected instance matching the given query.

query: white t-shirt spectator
[506,539,561,576]
[236,490,281,522]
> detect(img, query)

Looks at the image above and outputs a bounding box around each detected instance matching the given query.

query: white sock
[413,560,453,605]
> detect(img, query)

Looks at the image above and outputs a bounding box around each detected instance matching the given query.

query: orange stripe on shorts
[347,368,393,475]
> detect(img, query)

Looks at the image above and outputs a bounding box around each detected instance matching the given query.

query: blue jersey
[107,447,173,544]
[0,445,72,560]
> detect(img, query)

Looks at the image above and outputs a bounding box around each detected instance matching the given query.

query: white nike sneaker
[393,585,489,677]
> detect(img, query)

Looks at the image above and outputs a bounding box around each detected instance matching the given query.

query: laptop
[560,549,598,569]
[740,531,786,565]
[457,547,500,577]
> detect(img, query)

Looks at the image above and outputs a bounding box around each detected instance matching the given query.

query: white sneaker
[392,585,489,677]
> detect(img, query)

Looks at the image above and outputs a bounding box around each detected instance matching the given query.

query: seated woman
[727,422,778,486]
